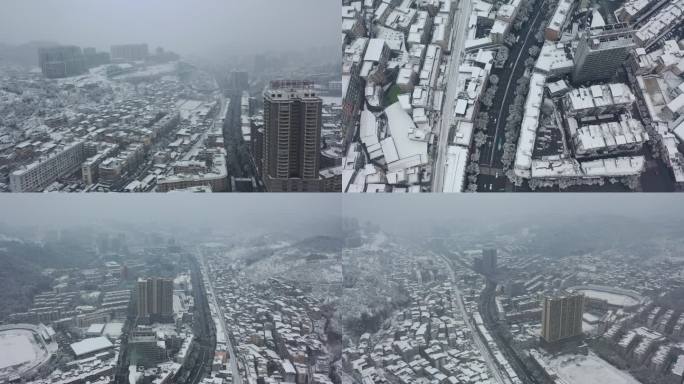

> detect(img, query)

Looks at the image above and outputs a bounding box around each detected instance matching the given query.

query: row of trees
[480,74,500,109]
[494,47,510,68]
[499,0,552,188]
[526,175,640,190]
[469,0,575,191]
[464,0,550,191]
[500,74,532,173]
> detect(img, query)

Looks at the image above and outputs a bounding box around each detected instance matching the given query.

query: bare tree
[528,45,540,57]
[489,74,500,86]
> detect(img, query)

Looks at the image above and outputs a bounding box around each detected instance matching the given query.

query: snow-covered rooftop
[70,336,114,357]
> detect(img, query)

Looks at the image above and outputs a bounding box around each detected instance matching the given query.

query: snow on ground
[582,321,598,334]
[361,232,387,252]
[0,330,41,369]
[176,99,212,124]
[577,289,639,307]
[0,234,24,242]
[218,242,291,261]
[177,99,202,121]
[244,245,342,284]
[115,63,177,80]
[128,364,142,384]
[282,261,343,284]
[548,352,641,384]
[56,66,113,88]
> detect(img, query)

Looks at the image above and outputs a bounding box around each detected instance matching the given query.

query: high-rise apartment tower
[541,292,585,344]
[262,80,323,192]
[38,46,88,79]
[482,248,497,275]
[572,24,636,84]
[136,277,173,320]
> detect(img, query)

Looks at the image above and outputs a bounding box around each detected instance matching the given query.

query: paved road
[198,251,243,384]
[475,0,547,192]
[189,347,209,384]
[183,256,215,384]
[433,252,510,384]
[479,281,541,384]
[487,0,546,168]
[432,0,473,192]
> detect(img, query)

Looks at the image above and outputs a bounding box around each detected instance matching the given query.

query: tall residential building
[83,47,111,68]
[110,44,149,61]
[129,326,165,368]
[342,62,363,146]
[262,80,324,192]
[541,292,585,344]
[38,46,88,78]
[136,277,174,320]
[572,24,636,84]
[482,248,497,275]
[10,141,86,192]
[136,279,149,318]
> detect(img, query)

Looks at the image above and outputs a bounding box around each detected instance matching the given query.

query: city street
[198,251,243,384]
[487,0,546,167]
[432,0,473,192]
[477,0,547,192]
[479,281,541,384]
[433,252,510,384]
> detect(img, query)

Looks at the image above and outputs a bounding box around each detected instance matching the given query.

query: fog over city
[2,194,684,384]
[0,0,338,57]
[343,194,684,234]
[0,1,341,194]
[0,194,341,238]
[3,194,683,235]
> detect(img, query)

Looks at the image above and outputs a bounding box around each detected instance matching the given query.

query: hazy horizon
[342,194,684,233]
[0,0,339,59]
[1,194,682,236]
[0,194,341,239]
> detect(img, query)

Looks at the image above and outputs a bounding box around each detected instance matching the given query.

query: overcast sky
[343,194,684,233]
[0,0,338,57]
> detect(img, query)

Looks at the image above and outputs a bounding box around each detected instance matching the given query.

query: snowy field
[548,352,641,384]
[115,62,177,80]
[0,330,42,370]
[577,289,639,307]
